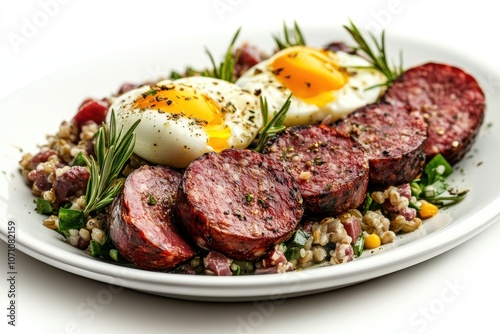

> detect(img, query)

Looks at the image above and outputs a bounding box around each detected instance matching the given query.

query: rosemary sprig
[343,19,403,86]
[201,27,242,83]
[273,21,306,50]
[82,110,140,217]
[254,94,292,152]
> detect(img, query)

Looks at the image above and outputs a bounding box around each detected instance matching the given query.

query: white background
[1,0,499,333]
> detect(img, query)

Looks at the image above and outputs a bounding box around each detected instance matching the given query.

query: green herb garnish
[89,240,102,257]
[313,156,325,165]
[35,198,53,215]
[410,154,469,208]
[147,194,157,205]
[360,193,373,215]
[109,249,120,262]
[58,207,85,234]
[230,260,254,275]
[284,229,310,261]
[254,94,292,152]
[90,237,126,262]
[71,151,87,167]
[201,27,242,83]
[169,66,203,79]
[82,110,140,217]
[353,233,366,257]
[273,21,306,50]
[343,19,403,86]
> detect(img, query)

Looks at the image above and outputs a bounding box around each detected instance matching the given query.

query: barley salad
[18,21,478,276]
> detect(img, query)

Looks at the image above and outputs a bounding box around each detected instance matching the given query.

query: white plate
[1,26,499,302]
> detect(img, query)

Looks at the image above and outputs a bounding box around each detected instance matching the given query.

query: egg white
[107,77,262,168]
[235,49,387,126]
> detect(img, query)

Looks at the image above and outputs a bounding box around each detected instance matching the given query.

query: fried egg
[235,46,387,125]
[108,76,262,168]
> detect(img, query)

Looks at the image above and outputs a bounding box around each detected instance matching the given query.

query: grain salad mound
[18,22,475,276]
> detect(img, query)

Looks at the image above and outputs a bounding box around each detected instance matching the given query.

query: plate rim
[1,25,499,301]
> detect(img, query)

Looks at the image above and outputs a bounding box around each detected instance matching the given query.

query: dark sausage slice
[263,125,369,215]
[335,102,427,187]
[234,43,266,79]
[382,62,486,164]
[109,165,195,271]
[175,148,304,261]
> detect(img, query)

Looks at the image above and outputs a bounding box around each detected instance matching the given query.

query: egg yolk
[271,46,348,106]
[133,84,231,151]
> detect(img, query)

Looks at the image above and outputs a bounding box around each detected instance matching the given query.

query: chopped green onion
[410,179,423,198]
[353,233,366,257]
[90,240,126,263]
[410,154,468,208]
[288,229,310,248]
[360,192,382,214]
[231,260,254,275]
[286,248,302,261]
[109,249,120,262]
[89,240,102,257]
[231,263,241,275]
[35,198,53,215]
[361,193,373,215]
[284,229,310,261]
[408,200,421,211]
[425,154,453,178]
[58,208,85,232]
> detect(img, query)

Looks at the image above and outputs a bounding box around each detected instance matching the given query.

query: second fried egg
[235,46,387,125]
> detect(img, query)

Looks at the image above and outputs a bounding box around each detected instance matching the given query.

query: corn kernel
[364,233,381,249]
[419,200,439,219]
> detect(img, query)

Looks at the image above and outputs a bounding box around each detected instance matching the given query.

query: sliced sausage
[263,125,369,214]
[324,41,357,55]
[175,148,304,261]
[109,165,195,271]
[335,102,427,186]
[382,62,486,164]
[234,43,266,79]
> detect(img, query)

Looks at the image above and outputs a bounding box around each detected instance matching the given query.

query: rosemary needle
[273,21,307,50]
[254,94,292,152]
[343,19,403,86]
[202,27,242,83]
[82,110,140,217]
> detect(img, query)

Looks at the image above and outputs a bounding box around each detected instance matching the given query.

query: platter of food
[1,22,499,301]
